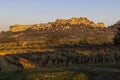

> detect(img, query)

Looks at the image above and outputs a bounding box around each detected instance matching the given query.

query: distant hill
[10,17,105,32]
[0,18,120,80]
[0,17,120,47]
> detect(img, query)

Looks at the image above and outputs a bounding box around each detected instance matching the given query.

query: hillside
[0,17,120,80]
[1,17,117,44]
[10,17,105,32]
[0,17,119,54]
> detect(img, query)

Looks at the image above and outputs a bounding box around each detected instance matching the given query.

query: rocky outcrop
[10,17,105,32]
[10,24,32,32]
[31,23,52,30]
[97,22,105,28]
[116,20,120,24]
[55,17,105,28]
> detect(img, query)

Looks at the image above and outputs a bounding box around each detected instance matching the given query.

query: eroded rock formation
[10,17,105,32]
[10,24,32,32]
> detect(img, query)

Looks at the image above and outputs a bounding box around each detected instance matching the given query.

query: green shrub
[113,27,120,45]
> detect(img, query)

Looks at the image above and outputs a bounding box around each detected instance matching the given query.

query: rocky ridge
[10,17,105,32]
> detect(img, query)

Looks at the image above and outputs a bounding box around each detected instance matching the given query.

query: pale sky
[0,0,120,31]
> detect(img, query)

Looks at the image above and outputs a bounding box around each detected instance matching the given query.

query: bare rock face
[116,20,120,24]
[32,23,52,30]
[69,17,91,25]
[55,17,105,28]
[10,24,32,32]
[10,17,105,32]
[55,19,68,25]
[97,22,105,28]
[55,17,96,26]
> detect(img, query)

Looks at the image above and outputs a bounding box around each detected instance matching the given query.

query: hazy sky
[0,0,120,31]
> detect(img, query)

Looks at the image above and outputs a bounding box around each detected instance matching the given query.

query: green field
[0,64,120,80]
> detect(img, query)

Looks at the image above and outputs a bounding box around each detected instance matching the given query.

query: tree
[113,27,120,45]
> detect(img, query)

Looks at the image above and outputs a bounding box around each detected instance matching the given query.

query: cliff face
[10,25,32,32]
[10,17,105,32]
[116,20,120,24]
[97,22,105,28]
[31,23,52,30]
[55,17,105,28]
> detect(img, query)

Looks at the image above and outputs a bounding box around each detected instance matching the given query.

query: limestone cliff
[10,17,105,32]
[10,24,32,32]
[116,20,120,24]
[97,22,105,28]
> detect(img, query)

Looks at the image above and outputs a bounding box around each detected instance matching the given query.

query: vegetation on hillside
[113,27,120,45]
[0,19,120,80]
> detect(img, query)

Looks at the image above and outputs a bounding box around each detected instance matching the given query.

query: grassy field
[0,64,120,80]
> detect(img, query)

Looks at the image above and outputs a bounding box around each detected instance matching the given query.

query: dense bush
[113,27,120,45]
